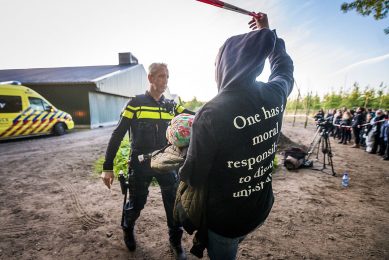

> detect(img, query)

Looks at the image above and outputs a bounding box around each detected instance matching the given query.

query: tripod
[306,125,336,176]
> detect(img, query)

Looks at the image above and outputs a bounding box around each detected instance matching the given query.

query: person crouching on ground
[179,13,294,260]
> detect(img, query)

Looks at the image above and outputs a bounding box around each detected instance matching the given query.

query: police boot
[170,242,187,260]
[123,227,136,251]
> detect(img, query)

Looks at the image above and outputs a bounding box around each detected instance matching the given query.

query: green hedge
[94,135,130,178]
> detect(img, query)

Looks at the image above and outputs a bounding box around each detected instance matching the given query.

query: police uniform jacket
[103,91,193,173]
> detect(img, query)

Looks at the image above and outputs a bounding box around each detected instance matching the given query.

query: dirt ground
[0,118,388,260]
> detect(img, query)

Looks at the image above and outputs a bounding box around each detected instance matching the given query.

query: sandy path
[0,120,388,259]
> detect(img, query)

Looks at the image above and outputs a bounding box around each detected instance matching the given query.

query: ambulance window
[0,95,22,113]
[28,97,45,111]
[42,100,51,110]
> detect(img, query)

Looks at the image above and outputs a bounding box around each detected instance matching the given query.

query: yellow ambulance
[0,81,74,140]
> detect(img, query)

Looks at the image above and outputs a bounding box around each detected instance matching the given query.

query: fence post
[293,81,301,127]
[304,91,312,128]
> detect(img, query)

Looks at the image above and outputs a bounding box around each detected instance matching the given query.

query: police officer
[101,63,193,260]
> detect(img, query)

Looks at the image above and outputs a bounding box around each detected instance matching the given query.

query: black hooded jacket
[179,29,294,238]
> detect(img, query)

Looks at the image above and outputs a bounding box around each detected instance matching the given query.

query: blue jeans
[207,221,264,260]
[207,229,246,260]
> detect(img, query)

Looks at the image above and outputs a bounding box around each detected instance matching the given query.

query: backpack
[283,147,311,170]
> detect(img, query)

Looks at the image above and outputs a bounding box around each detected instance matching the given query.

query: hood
[215,28,276,91]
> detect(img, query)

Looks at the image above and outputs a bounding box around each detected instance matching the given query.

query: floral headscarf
[166,113,194,147]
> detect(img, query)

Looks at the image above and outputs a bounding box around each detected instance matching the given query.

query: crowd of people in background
[314,107,389,161]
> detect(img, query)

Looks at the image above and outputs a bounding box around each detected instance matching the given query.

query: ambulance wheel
[54,123,66,136]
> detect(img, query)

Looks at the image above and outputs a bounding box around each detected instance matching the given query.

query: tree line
[180,97,205,112]
[286,82,389,112]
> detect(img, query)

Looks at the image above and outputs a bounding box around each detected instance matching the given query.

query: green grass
[273,155,279,170]
[94,135,130,178]
[94,135,158,186]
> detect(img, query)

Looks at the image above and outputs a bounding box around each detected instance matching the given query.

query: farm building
[0,53,149,128]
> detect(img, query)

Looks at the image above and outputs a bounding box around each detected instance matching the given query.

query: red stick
[196,0,260,18]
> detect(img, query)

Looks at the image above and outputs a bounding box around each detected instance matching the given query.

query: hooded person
[178,13,294,260]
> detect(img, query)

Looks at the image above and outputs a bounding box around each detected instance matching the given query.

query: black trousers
[123,168,183,244]
[372,135,385,154]
[353,127,361,145]
[341,128,351,143]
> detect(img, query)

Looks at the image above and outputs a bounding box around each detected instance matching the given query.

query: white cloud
[334,53,389,76]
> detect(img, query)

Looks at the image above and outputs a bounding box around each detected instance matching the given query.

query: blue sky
[0,0,388,101]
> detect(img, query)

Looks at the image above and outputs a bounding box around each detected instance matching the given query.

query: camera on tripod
[307,118,336,176]
[316,118,333,131]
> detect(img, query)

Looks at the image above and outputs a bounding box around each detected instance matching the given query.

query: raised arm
[249,13,294,97]
[267,35,294,96]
